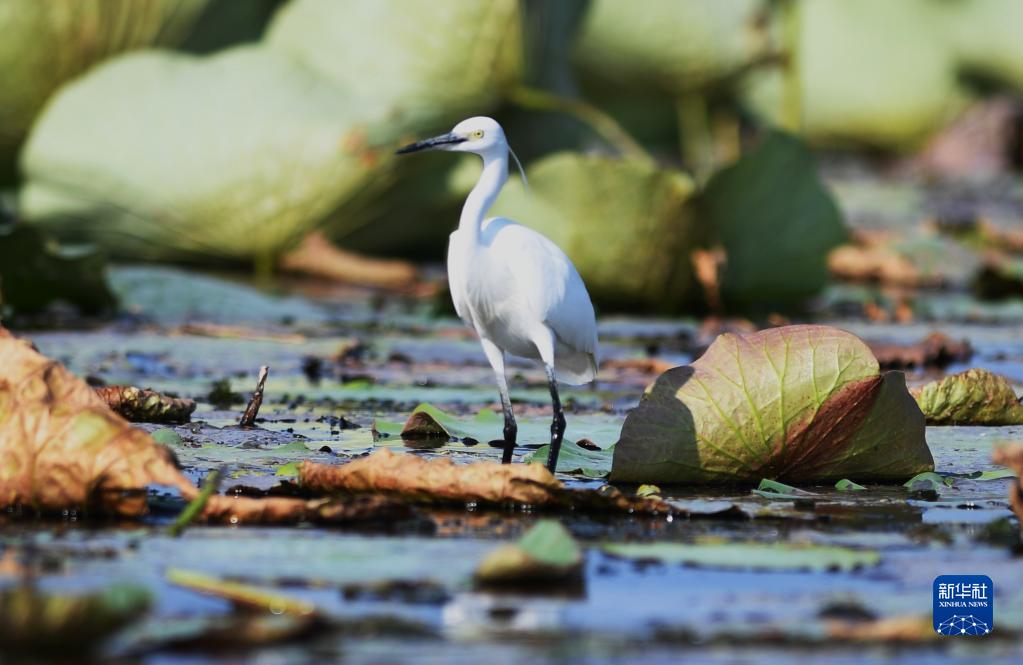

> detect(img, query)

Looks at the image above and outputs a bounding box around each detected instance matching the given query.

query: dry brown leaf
[868,332,972,370]
[300,449,561,505]
[828,244,923,287]
[601,358,678,375]
[279,232,417,289]
[0,327,196,516]
[198,494,412,526]
[992,444,1023,522]
[94,385,196,423]
[299,449,675,515]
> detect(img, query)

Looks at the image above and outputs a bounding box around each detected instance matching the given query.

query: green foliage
[611,325,934,485]
[0,222,115,315]
[699,131,847,311]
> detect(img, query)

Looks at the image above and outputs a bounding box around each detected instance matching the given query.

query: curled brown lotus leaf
[299,449,675,515]
[992,444,1023,522]
[197,493,413,526]
[93,385,196,423]
[0,327,195,517]
[300,449,561,505]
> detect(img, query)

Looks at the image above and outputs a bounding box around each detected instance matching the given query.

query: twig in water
[240,366,269,427]
[166,467,224,537]
[166,568,318,616]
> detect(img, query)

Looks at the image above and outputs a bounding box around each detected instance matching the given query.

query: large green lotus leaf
[941,0,1023,91]
[265,0,522,133]
[19,46,398,262]
[742,0,967,150]
[699,131,847,310]
[611,325,934,485]
[0,0,209,181]
[490,153,702,312]
[573,0,772,97]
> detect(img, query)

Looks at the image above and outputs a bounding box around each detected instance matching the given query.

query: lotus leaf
[911,368,1023,426]
[491,152,702,311]
[611,325,934,484]
[20,46,396,262]
[742,0,967,150]
[699,131,847,310]
[0,0,209,180]
[265,0,522,133]
[573,0,772,96]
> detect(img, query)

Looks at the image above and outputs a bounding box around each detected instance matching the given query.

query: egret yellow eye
[470,129,485,140]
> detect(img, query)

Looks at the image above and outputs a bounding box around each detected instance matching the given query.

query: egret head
[396,116,506,156]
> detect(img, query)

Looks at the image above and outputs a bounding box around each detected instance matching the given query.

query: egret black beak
[395,132,466,155]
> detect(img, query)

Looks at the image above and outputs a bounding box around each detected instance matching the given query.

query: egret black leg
[500,387,517,464]
[544,365,566,474]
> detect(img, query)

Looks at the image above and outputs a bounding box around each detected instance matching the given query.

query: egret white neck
[459,151,508,242]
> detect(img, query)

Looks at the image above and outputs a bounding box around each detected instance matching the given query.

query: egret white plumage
[396,117,598,473]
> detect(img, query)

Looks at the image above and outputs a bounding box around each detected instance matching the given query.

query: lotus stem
[506,85,655,166]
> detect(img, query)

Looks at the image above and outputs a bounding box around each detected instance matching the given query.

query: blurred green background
[2,0,1023,317]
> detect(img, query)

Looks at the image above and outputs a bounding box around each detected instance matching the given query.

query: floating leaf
[491,152,703,311]
[752,479,817,501]
[699,132,848,310]
[903,472,953,492]
[835,479,867,491]
[0,222,115,315]
[603,542,881,572]
[612,325,934,485]
[911,368,1023,425]
[475,520,583,586]
[21,46,395,263]
[527,442,615,478]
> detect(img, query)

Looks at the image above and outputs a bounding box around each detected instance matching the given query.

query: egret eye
[471,129,485,140]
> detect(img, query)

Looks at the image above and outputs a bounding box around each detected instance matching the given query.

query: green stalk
[506,86,655,166]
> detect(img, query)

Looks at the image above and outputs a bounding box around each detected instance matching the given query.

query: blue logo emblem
[933,575,993,636]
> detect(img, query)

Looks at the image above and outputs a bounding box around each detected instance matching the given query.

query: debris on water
[94,385,196,423]
[867,331,972,369]
[474,520,583,588]
[239,365,269,427]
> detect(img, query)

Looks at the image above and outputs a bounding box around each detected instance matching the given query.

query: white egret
[396,117,598,473]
